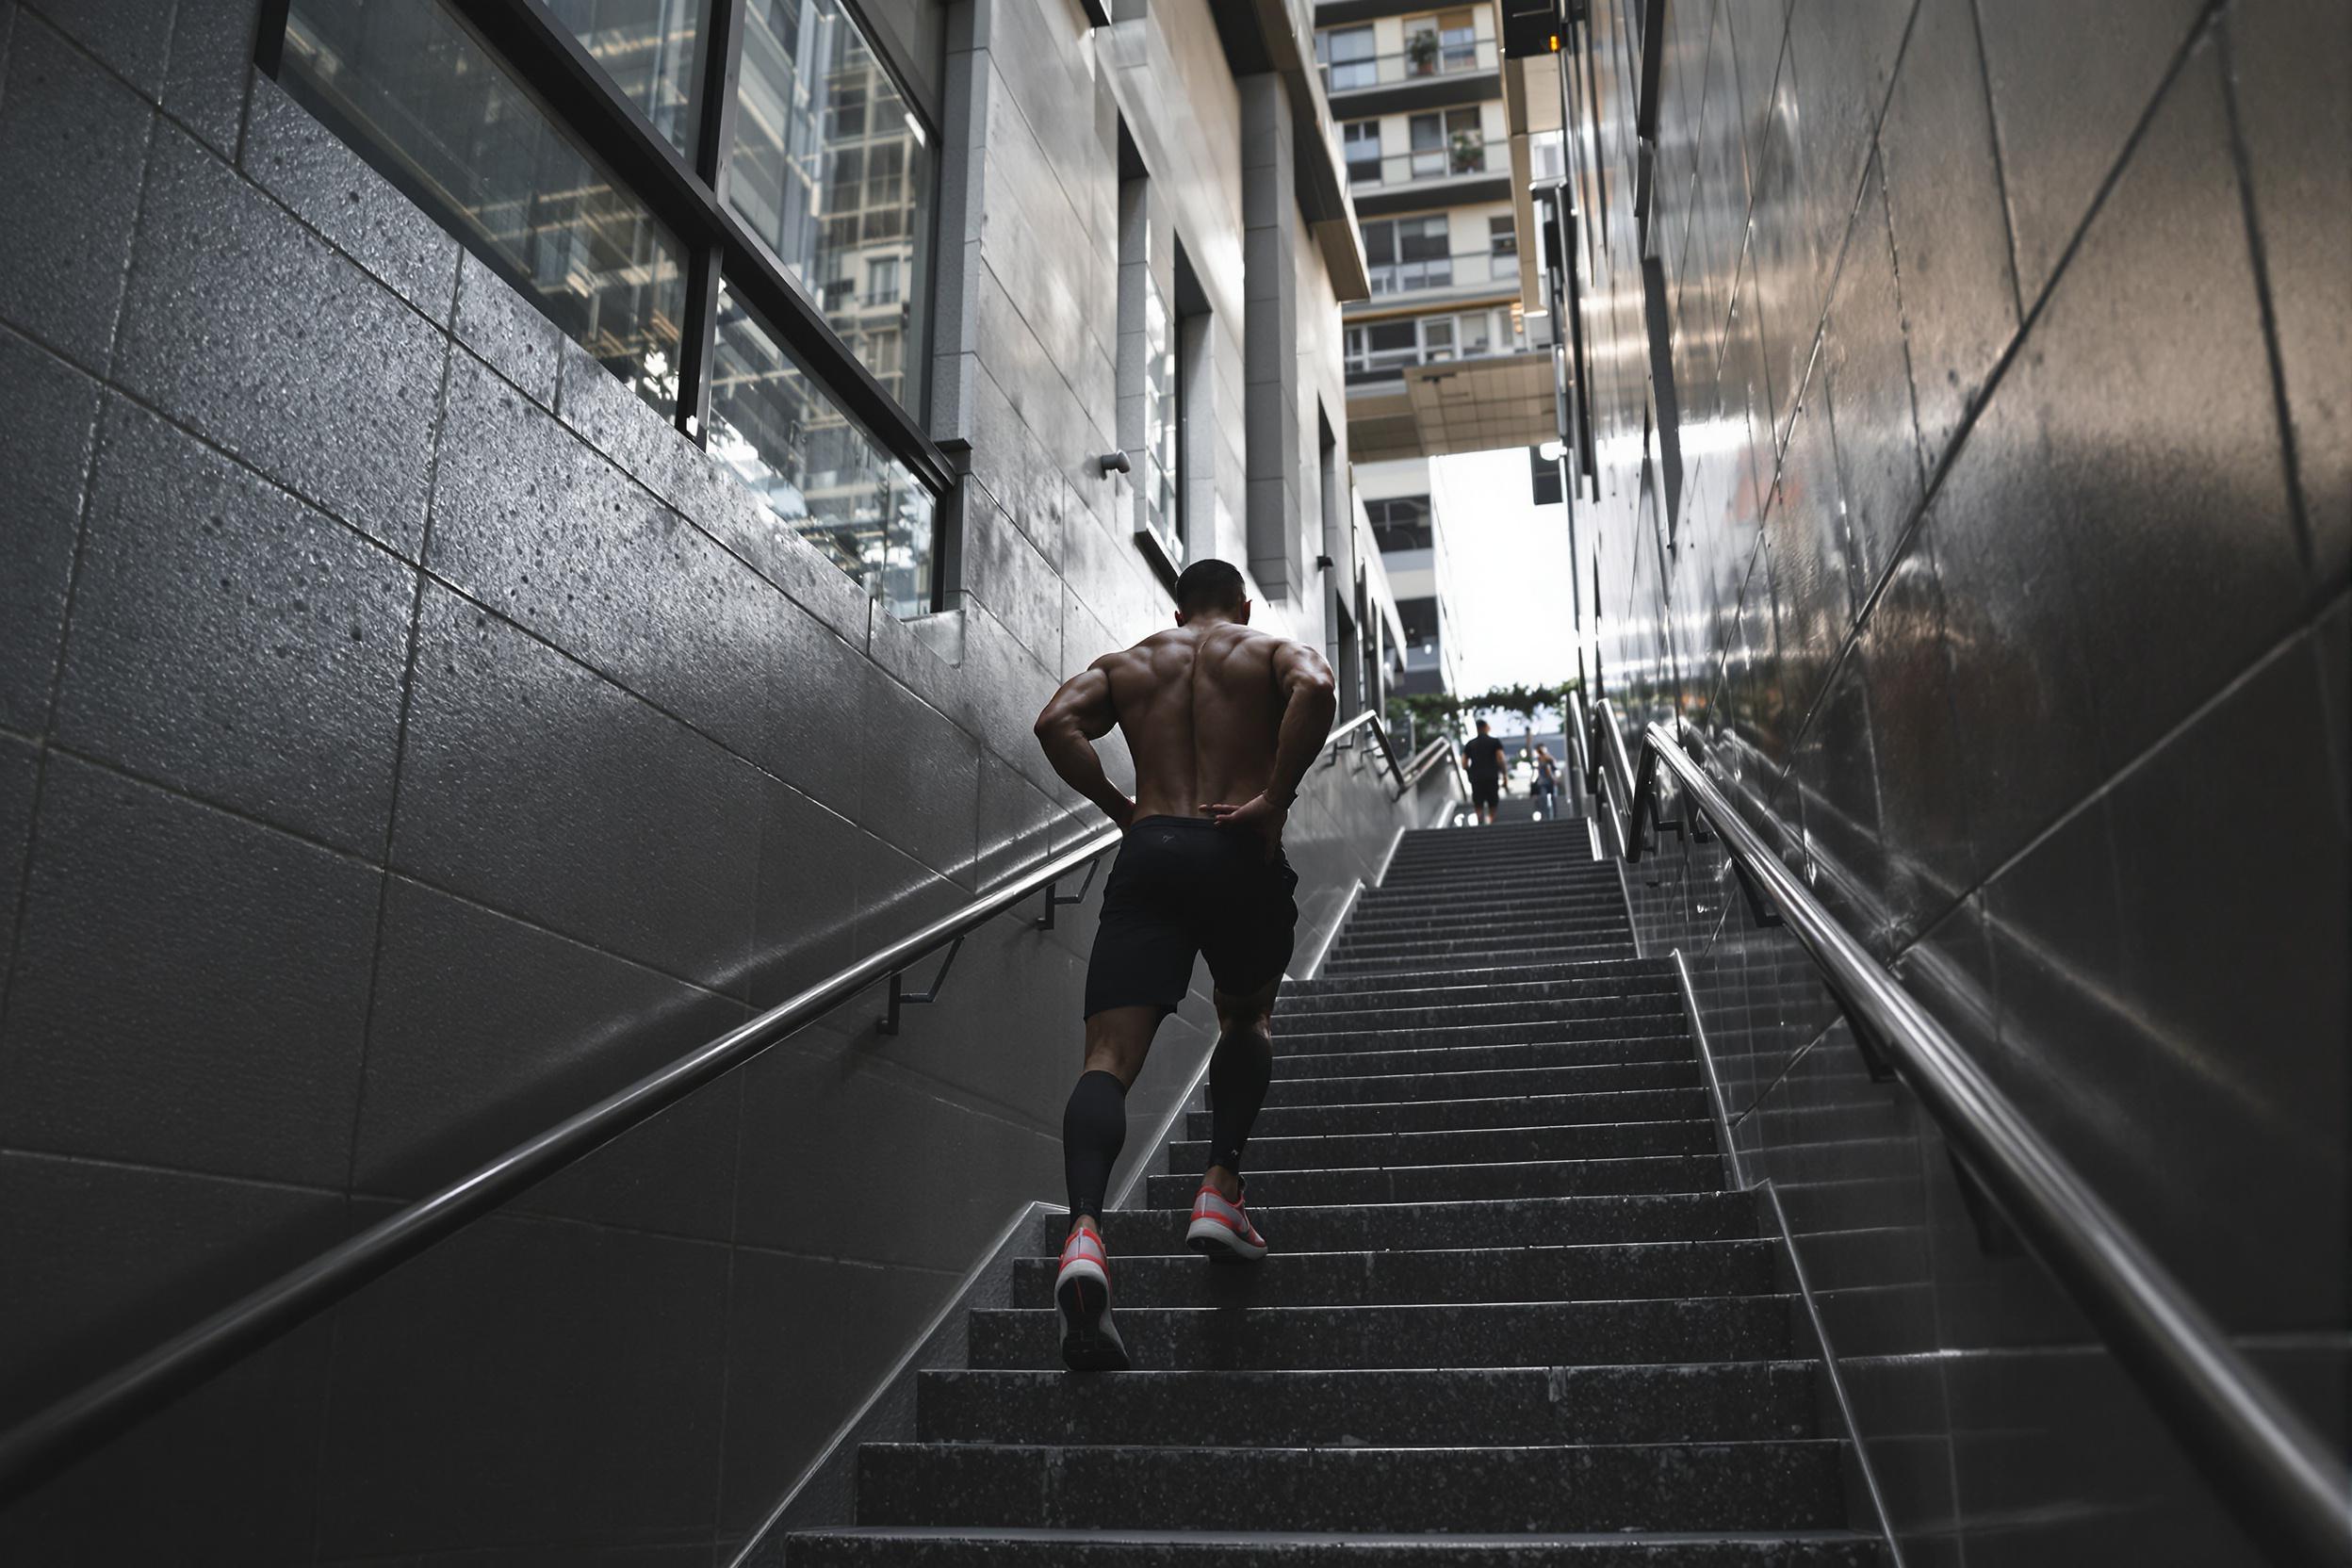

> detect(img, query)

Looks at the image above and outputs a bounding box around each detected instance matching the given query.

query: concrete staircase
[783,817,1885,1564]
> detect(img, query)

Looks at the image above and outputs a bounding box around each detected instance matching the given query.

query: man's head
[1175,559,1250,626]
[1476,719,1491,736]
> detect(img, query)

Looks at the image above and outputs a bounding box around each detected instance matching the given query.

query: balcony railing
[1346,139,1494,188]
[1345,333,1527,384]
[1365,250,1517,296]
[1319,37,1499,93]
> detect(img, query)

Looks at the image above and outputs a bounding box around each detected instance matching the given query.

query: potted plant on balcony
[1406,29,1440,75]
[1449,130,1483,173]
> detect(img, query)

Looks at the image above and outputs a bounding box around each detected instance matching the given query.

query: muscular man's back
[1033,559,1339,1369]
[1099,623,1287,822]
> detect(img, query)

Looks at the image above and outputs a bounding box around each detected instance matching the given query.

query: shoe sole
[1185,1215,1269,1265]
[1055,1272,1130,1372]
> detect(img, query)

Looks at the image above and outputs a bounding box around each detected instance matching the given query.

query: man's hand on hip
[1202,792,1287,860]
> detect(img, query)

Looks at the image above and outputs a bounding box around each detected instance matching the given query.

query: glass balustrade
[1318,37,1498,93]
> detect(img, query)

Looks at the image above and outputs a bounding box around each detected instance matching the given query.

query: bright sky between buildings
[1429,447,1576,697]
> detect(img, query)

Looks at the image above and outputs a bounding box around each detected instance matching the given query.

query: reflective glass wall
[730,0,931,409]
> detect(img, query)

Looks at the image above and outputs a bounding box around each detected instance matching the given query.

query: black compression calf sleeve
[1207,1024,1274,1175]
[1062,1070,1128,1223]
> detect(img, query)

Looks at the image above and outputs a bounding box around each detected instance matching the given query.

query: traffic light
[1499,0,1566,59]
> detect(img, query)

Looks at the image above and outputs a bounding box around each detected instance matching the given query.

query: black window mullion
[672,0,745,443]
[440,0,951,495]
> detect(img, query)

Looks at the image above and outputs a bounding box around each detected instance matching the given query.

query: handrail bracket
[1034,858,1103,932]
[877,935,965,1037]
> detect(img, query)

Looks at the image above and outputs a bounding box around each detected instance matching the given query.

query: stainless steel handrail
[1603,710,2352,1568]
[0,710,1420,1499]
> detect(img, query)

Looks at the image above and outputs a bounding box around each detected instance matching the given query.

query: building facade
[0,0,1401,1555]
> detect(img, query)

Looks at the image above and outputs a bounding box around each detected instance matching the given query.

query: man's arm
[1034,662,1135,828]
[1202,641,1337,851]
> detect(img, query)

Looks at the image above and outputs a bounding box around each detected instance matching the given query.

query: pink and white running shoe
[1054,1223,1129,1371]
[1185,1181,1268,1265]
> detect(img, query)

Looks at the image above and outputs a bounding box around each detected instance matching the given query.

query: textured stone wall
[0,0,1379,1556]
[1564,0,2347,1561]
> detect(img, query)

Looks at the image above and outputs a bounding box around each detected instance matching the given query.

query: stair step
[967,1294,1796,1374]
[1279,1018,1688,1060]
[1363,879,1616,897]
[1335,912,1640,940]
[1317,911,1640,942]
[917,1363,1820,1447]
[1094,1192,1758,1254]
[1277,996,1680,1035]
[1194,1086,1710,1137]
[1284,956,1674,996]
[856,1439,1845,1531]
[1008,1240,1780,1310]
[1319,950,1640,979]
[1331,931,1631,958]
[1277,1037,1697,1082]
[1142,1152,1725,1208]
[1259,1058,1701,1107]
[782,1527,1886,1566]
[1324,942,1636,972]
[1166,1119,1720,1173]
[1278,979,1678,1018]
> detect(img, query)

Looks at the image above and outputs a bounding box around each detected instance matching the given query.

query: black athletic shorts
[1469,773,1501,808]
[1083,816,1299,1019]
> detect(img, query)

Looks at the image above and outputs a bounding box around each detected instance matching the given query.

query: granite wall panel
[1566,0,2350,1560]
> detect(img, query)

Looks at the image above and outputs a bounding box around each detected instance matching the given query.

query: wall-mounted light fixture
[1099,449,1131,476]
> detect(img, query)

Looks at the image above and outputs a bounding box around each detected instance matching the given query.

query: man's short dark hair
[1175,558,1247,613]
[1476,718,1491,732]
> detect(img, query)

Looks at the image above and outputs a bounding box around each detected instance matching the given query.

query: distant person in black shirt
[1462,718,1506,825]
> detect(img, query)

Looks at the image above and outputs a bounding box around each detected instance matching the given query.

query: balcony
[1319,37,1499,96]
[1346,328,1520,384]
[1346,136,1494,190]
[1363,249,1517,299]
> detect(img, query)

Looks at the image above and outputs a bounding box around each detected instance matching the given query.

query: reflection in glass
[546,0,710,160]
[1140,268,1181,564]
[281,0,685,417]
[708,285,937,618]
[729,0,930,413]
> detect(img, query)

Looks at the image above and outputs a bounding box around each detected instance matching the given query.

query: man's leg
[1063,1005,1161,1238]
[1201,974,1281,1202]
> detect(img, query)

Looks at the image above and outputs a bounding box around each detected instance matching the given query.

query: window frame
[260,0,956,533]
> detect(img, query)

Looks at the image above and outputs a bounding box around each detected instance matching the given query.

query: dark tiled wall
[1570,0,2347,1560]
[0,0,1404,1558]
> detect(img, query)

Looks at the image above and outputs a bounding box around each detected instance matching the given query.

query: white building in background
[1358,456,1463,696]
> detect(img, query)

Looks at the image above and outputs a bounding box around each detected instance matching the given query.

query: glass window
[1446,107,1484,172]
[731,0,930,413]
[1140,270,1180,561]
[1407,113,1446,178]
[1366,216,1453,293]
[1367,497,1433,552]
[1316,25,1378,90]
[1438,9,1480,70]
[1343,121,1381,185]
[280,1,686,418]
[707,284,937,618]
[1490,215,1517,255]
[1423,318,1455,360]
[546,0,708,160]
